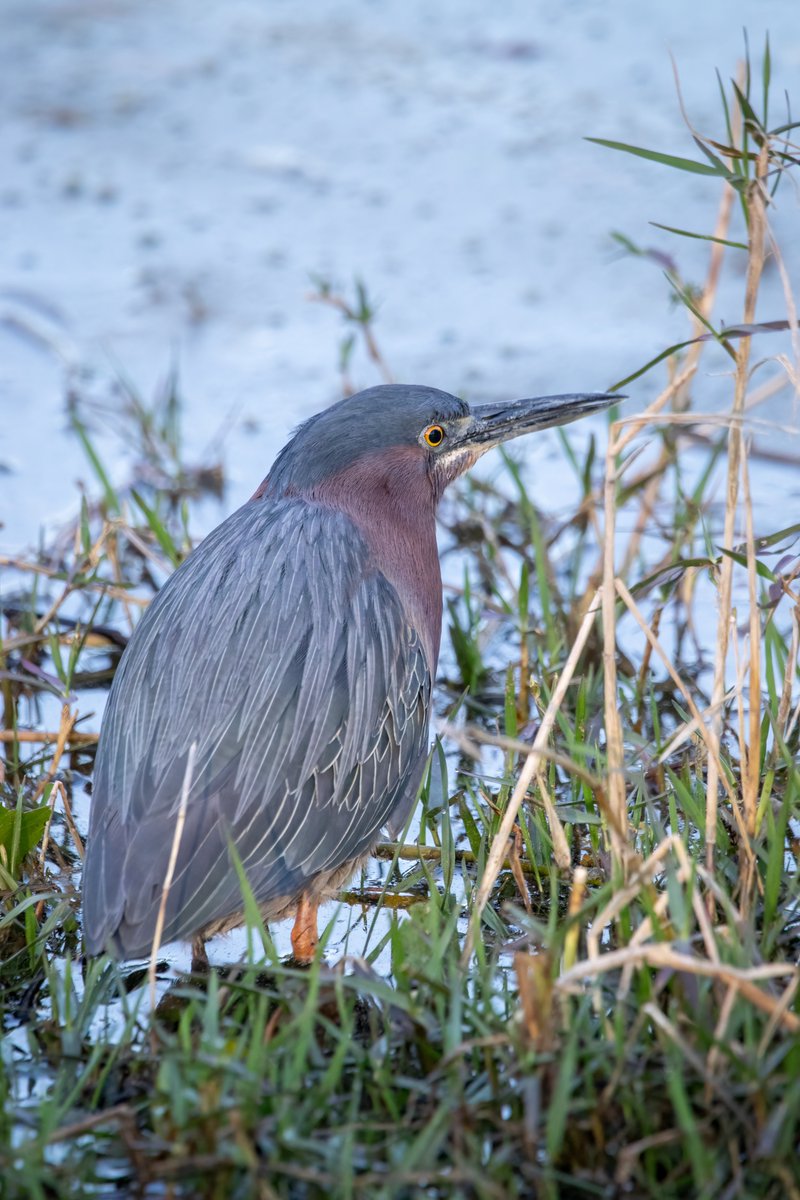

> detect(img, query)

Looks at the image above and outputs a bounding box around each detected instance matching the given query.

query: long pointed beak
[459,392,622,450]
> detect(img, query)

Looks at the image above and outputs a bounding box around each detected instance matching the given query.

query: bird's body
[83,384,615,964]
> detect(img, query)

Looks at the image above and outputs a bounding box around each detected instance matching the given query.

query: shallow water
[2,0,799,552]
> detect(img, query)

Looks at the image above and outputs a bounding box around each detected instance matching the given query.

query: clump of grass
[1,37,800,1200]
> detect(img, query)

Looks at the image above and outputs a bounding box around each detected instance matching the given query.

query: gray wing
[83,498,431,958]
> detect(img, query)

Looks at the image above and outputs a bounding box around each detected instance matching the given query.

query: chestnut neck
[295,446,442,669]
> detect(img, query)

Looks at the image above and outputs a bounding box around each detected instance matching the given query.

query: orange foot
[290,894,319,963]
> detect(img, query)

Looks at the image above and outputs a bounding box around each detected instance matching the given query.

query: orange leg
[290,894,319,962]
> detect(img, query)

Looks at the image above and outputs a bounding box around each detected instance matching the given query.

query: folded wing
[83,498,431,958]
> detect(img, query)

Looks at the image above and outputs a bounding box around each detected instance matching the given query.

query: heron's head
[262,384,618,507]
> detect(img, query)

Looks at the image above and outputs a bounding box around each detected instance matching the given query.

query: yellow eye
[423,425,445,448]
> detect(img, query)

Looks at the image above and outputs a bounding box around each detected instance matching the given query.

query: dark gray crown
[267,384,467,493]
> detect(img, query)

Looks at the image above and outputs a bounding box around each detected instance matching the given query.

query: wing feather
[83,497,431,957]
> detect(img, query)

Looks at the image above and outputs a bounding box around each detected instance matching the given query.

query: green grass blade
[585,137,725,176]
[130,489,182,567]
[71,417,120,514]
[649,221,747,251]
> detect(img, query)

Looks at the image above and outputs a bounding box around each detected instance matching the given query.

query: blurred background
[2,0,799,548]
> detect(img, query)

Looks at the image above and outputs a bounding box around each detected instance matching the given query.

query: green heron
[82,384,615,967]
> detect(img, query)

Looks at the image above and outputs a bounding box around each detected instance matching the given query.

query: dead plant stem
[705,144,768,892]
[460,587,602,965]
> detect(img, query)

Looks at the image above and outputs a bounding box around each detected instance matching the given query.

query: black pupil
[428,427,443,445]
